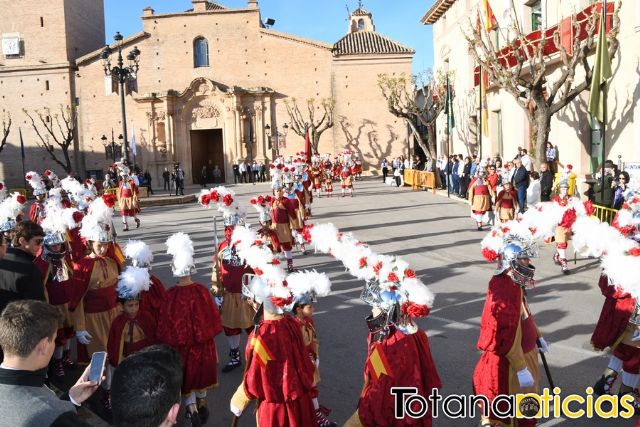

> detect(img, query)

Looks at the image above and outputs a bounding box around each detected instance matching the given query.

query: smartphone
[88,351,107,384]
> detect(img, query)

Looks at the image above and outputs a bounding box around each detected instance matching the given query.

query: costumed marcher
[105,266,157,406]
[298,159,314,218]
[228,227,320,426]
[469,168,494,231]
[288,271,337,427]
[209,201,256,373]
[117,164,141,231]
[340,165,354,197]
[271,183,297,272]
[287,176,309,255]
[250,194,279,253]
[0,192,28,245]
[323,170,334,197]
[71,212,121,409]
[157,233,222,426]
[123,240,165,323]
[554,164,578,196]
[34,201,75,377]
[352,154,363,181]
[311,159,324,198]
[26,172,47,224]
[495,181,519,222]
[475,225,549,427]
[551,180,574,275]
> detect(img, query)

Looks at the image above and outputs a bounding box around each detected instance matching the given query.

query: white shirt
[239,163,246,173]
[521,155,532,171]
[527,180,541,205]
[404,159,410,170]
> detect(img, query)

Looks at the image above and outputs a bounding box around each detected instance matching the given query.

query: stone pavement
[81,178,634,426]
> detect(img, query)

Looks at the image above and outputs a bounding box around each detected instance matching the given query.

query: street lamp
[101,32,141,166]
[265,123,289,158]
[101,130,123,163]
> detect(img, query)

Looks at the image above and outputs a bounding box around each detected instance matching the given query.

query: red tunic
[29,203,46,224]
[66,228,86,265]
[242,316,315,426]
[356,328,441,427]
[216,241,253,293]
[34,255,75,346]
[156,283,222,394]
[591,274,636,350]
[107,311,157,366]
[139,275,166,323]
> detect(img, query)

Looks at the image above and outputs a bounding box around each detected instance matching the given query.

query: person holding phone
[0,300,100,426]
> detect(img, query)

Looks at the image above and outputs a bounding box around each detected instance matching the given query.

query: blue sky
[104,0,436,74]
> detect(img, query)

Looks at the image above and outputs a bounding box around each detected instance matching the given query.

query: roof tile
[333,31,414,56]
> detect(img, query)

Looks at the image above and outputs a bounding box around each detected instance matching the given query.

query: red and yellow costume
[66,228,87,265]
[270,197,296,252]
[592,274,640,374]
[118,179,139,217]
[332,163,342,180]
[469,177,493,226]
[29,201,46,224]
[496,189,518,222]
[341,168,353,189]
[311,167,323,191]
[346,328,441,427]
[473,273,541,427]
[294,316,321,396]
[156,282,223,394]
[70,256,121,360]
[107,310,157,367]
[231,316,316,425]
[323,172,334,195]
[352,161,363,178]
[552,195,572,249]
[139,275,166,323]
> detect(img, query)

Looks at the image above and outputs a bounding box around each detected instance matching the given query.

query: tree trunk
[534,107,552,169]
[62,146,72,173]
[426,124,437,159]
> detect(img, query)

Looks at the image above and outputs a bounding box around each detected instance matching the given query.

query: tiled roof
[206,2,226,10]
[421,0,457,25]
[333,31,414,56]
[352,7,371,17]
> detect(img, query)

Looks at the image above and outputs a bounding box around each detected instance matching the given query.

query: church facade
[0,0,414,186]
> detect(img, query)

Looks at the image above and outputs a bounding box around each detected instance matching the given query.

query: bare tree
[284,98,335,153]
[455,89,479,156]
[1,112,10,155]
[377,71,449,159]
[23,105,77,173]
[464,2,621,164]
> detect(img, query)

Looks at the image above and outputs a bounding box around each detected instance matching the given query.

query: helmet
[496,237,537,288]
[43,231,66,247]
[223,213,243,227]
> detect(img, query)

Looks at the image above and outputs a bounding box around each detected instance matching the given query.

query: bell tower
[349,2,375,33]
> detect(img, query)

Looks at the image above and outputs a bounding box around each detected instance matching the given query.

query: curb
[139,194,196,208]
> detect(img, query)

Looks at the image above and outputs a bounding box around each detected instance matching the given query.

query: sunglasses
[619,177,626,180]
[34,239,44,245]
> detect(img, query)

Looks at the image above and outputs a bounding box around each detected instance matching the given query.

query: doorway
[190,129,225,185]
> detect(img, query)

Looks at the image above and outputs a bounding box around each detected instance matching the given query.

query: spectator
[511,157,530,213]
[0,221,45,315]
[0,231,8,260]
[232,161,240,184]
[173,164,185,196]
[0,300,99,426]
[452,157,460,195]
[545,142,558,172]
[437,156,447,190]
[111,345,182,427]
[460,156,472,199]
[403,156,410,171]
[103,174,116,190]
[391,157,399,174]
[239,161,247,183]
[470,155,478,177]
[200,166,208,188]
[613,171,631,210]
[212,165,223,184]
[519,148,533,172]
[252,161,259,182]
[539,162,554,202]
[486,164,499,196]
[593,160,616,208]
[144,170,154,195]
[393,166,402,187]
[162,168,171,192]
[399,157,406,186]
[381,158,389,183]
[527,171,541,206]
[259,162,267,182]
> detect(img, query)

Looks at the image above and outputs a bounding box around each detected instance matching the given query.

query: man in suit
[511,157,530,213]
[539,162,554,202]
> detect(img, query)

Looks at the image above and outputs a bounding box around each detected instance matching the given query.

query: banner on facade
[624,162,640,190]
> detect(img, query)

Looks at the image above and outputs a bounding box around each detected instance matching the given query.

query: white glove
[632,330,640,342]
[76,331,92,345]
[517,368,535,388]
[230,402,243,417]
[314,357,320,368]
[215,297,223,308]
[537,337,550,353]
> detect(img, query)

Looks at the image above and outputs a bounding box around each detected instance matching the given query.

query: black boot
[594,371,618,395]
[287,258,295,273]
[196,397,210,425]
[186,406,202,427]
[222,348,241,373]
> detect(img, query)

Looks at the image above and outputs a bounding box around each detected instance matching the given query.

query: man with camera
[172,164,185,196]
[593,160,616,208]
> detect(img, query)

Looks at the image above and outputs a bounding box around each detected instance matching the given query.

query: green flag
[588,5,612,128]
[445,76,455,131]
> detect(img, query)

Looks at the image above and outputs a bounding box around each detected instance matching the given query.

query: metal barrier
[8,188,27,196]
[592,204,618,225]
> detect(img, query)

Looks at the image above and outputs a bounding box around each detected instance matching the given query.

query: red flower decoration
[102,193,117,208]
[277,164,284,170]
[16,195,27,204]
[210,191,220,202]
[44,170,52,176]
[265,195,273,203]
[359,257,367,268]
[200,193,211,206]
[559,208,577,229]
[254,267,264,276]
[253,240,263,246]
[270,296,293,308]
[404,269,416,279]
[529,227,538,236]
[501,227,510,234]
[270,164,275,169]
[401,302,430,318]
[0,183,4,190]
[222,194,233,207]
[271,258,281,265]
[72,211,84,223]
[632,197,640,204]
[623,203,630,210]
[482,247,498,262]
[249,198,257,205]
[301,225,313,243]
[373,262,382,275]
[85,179,91,185]
[628,248,640,257]
[388,272,400,283]
[583,200,595,217]
[257,195,265,204]
[491,230,498,237]
[61,199,71,208]
[25,174,32,181]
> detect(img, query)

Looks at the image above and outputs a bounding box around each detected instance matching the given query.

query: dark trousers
[241,172,247,183]
[163,178,169,191]
[460,176,470,198]
[452,175,460,194]
[517,185,527,213]
[175,180,184,196]
[382,167,388,182]
[439,171,446,189]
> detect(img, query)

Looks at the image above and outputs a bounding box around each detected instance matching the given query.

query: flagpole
[600,0,607,202]
[19,127,27,193]
[479,66,483,162]
[446,76,451,199]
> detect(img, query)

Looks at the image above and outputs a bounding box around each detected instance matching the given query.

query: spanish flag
[112,242,126,268]
[367,343,392,380]
[481,0,497,31]
[250,335,274,366]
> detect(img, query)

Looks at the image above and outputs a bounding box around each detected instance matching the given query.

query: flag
[445,76,455,131]
[588,3,612,128]
[304,126,312,163]
[367,343,392,380]
[19,127,25,159]
[481,0,497,31]
[130,124,137,156]
[250,335,274,367]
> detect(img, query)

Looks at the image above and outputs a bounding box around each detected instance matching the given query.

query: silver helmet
[496,237,538,288]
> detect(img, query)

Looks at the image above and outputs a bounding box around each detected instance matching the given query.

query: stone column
[254,103,265,163]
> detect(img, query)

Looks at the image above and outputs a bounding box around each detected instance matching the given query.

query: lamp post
[100,32,141,166]
[101,129,123,163]
[264,123,289,158]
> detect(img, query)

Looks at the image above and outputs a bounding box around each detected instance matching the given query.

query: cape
[139,275,166,323]
[591,274,635,350]
[107,311,157,366]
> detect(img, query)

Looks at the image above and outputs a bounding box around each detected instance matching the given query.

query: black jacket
[0,248,45,314]
[593,174,615,208]
[512,166,530,189]
[540,170,554,199]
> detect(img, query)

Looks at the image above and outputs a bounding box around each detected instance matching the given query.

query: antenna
[345,3,351,21]
[358,0,363,9]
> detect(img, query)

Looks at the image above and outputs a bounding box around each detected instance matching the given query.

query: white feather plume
[117,266,151,298]
[0,192,26,221]
[124,240,154,267]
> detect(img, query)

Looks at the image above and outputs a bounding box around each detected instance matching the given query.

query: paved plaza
[103,179,634,426]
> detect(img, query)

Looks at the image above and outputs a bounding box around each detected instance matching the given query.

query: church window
[40,17,44,27]
[357,19,365,31]
[193,37,209,68]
